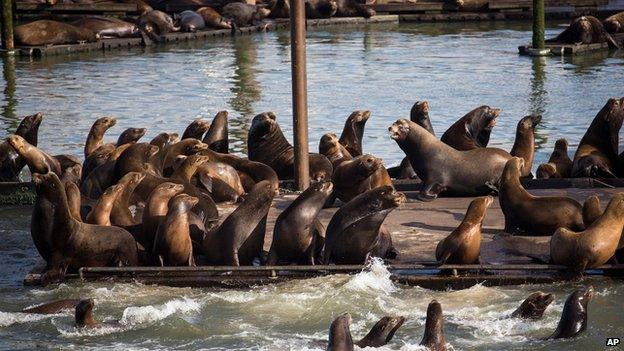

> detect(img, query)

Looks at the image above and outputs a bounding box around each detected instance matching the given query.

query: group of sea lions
[546,13,624,49]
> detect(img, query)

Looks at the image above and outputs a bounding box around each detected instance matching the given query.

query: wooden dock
[518,35,624,56]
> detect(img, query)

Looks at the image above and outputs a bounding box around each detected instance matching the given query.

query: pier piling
[1,0,15,51]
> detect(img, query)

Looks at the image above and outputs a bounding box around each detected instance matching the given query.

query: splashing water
[120,297,201,325]
[345,258,397,295]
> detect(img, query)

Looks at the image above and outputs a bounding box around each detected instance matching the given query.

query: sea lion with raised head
[440,106,500,151]
[182,119,210,140]
[510,114,541,178]
[510,291,554,320]
[0,113,43,181]
[319,133,352,168]
[355,316,405,348]
[110,172,145,226]
[419,300,447,351]
[536,138,572,179]
[332,154,390,203]
[339,110,370,157]
[84,116,117,158]
[546,16,620,48]
[14,20,98,46]
[85,184,124,226]
[116,127,146,146]
[6,135,62,176]
[327,313,353,351]
[178,10,206,32]
[202,111,229,153]
[142,182,185,250]
[161,138,208,177]
[548,286,593,339]
[196,7,232,29]
[153,193,198,266]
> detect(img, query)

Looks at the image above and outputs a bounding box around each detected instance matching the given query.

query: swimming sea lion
[221,3,271,27]
[142,182,185,250]
[419,300,447,351]
[110,172,146,226]
[14,20,98,46]
[546,16,620,48]
[389,119,511,200]
[551,193,624,273]
[536,138,572,179]
[510,291,554,320]
[435,195,492,264]
[75,299,99,328]
[339,110,370,156]
[572,97,624,178]
[178,10,206,32]
[202,111,229,153]
[327,313,353,351]
[85,184,124,226]
[355,316,405,348]
[604,11,624,34]
[267,181,333,265]
[6,135,62,175]
[500,157,583,235]
[182,119,210,140]
[71,16,139,38]
[84,116,117,158]
[305,0,338,18]
[323,186,405,264]
[116,127,146,146]
[440,106,500,151]
[0,112,43,181]
[335,0,375,18]
[319,133,352,168]
[196,7,232,29]
[153,193,198,266]
[548,286,593,339]
[22,299,81,314]
[510,114,541,178]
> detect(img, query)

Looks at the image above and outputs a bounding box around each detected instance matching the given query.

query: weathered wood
[1,0,15,50]
[15,2,137,13]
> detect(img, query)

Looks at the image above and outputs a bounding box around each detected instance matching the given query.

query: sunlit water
[1,21,624,350]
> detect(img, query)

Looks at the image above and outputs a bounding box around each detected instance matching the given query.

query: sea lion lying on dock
[177,10,206,32]
[72,17,140,38]
[0,113,43,181]
[196,7,232,29]
[603,11,624,34]
[536,138,572,179]
[546,16,620,49]
[14,20,98,46]
[221,3,271,28]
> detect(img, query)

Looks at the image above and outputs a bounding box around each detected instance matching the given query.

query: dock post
[290,0,310,191]
[530,0,550,55]
[0,0,15,52]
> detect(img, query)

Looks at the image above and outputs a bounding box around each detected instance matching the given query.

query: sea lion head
[410,100,430,122]
[503,157,524,181]
[179,139,208,155]
[420,299,446,350]
[32,172,62,198]
[118,127,147,145]
[349,110,372,124]
[103,183,124,199]
[154,182,185,198]
[255,6,272,20]
[354,154,382,177]
[17,112,44,133]
[307,180,334,199]
[575,155,616,178]
[553,138,568,154]
[362,316,406,346]
[170,193,199,211]
[181,154,210,170]
[250,112,278,139]
[150,132,179,149]
[120,171,146,188]
[517,114,542,134]
[511,291,554,319]
[75,298,97,328]
[388,119,412,141]
[369,186,406,212]
[468,195,493,215]
[604,97,624,138]
[577,16,591,32]
[328,313,353,350]
[551,286,593,339]
[319,133,342,157]
[183,119,210,139]
[605,192,624,217]
[93,116,117,131]
[536,163,557,179]
[478,106,501,131]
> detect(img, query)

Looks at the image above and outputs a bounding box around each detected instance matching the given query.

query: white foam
[0,311,57,327]
[345,258,397,295]
[119,297,201,325]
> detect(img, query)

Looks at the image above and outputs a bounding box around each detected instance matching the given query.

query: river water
[1,21,623,350]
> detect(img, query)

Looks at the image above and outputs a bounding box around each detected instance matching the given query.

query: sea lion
[138,10,180,35]
[182,119,210,140]
[195,161,244,202]
[202,111,229,153]
[82,143,116,182]
[604,11,624,34]
[548,286,593,339]
[75,299,99,328]
[389,119,511,200]
[550,193,624,273]
[161,139,208,177]
[510,291,554,320]
[65,181,83,222]
[536,138,573,179]
[454,0,488,11]
[572,98,624,178]
[419,300,447,351]
[71,16,139,38]
[202,180,275,266]
[22,299,81,314]
[319,133,352,169]
[178,10,206,32]
[114,143,161,180]
[323,186,405,264]
[332,154,390,203]
[14,20,98,46]
[81,143,134,199]
[435,195,492,264]
[510,114,541,178]
[54,154,81,173]
[411,100,435,135]
[267,181,333,265]
[327,313,353,351]
[6,135,62,176]
[196,7,232,29]
[110,172,146,226]
[150,132,179,149]
[500,157,583,235]
[305,0,338,19]
[85,184,124,226]
[335,0,375,18]
[268,0,290,18]
[84,116,117,158]
[153,193,198,266]
[339,110,370,157]
[221,3,271,27]
[142,182,185,250]
[355,316,405,348]
[546,16,620,49]
[582,195,602,226]
[440,106,500,151]
[116,127,146,146]
[0,112,43,181]
[248,112,333,181]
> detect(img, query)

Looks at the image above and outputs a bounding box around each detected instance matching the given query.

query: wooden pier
[519,32,624,55]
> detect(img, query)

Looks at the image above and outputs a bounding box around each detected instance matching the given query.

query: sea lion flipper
[418,182,444,202]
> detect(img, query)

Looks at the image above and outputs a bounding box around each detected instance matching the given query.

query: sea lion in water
[305,0,338,19]
[536,138,572,179]
[75,299,99,328]
[355,316,405,348]
[116,127,146,146]
[14,20,98,46]
[6,135,62,176]
[142,182,185,250]
[182,119,210,140]
[510,114,541,178]
[572,97,624,178]
[110,172,146,226]
[435,196,492,264]
[499,157,583,235]
[248,112,333,181]
[85,184,124,226]
[71,16,139,38]
[153,193,198,266]
[202,181,275,266]
[323,186,405,264]
[332,154,391,203]
[548,286,593,339]
[389,119,511,200]
[196,7,232,29]
[221,3,271,27]
[22,299,81,314]
[510,291,554,320]
[440,106,500,151]
[319,133,352,169]
[267,181,333,265]
[202,111,229,153]
[178,10,206,32]
[550,193,624,273]
[84,116,117,158]
[420,300,447,351]
[0,112,43,181]
[604,11,624,34]
[546,16,620,49]
[327,313,353,351]
[339,110,370,157]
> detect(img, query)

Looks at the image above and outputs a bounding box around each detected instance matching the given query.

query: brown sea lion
[248,112,333,181]
[54,154,81,173]
[327,313,354,351]
[355,316,405,348]
[551,193,624,273]
[153,193,198,266]
[510,292,554,320]
[202,111,229,153]
[138,10,180,35]
[150,132,179,149]
[546,16,620,49]
[110,172,146,226]
[116,127,146,146]
[305,0,338,19]
[548,286,593,339]
[388,101,434,179]
[323,186,405,264]
[339,110,370,157]
[604,11,624,34]
[75,299,99,328]
[22,299,81,314]
[114,143,161,180]
[268,0,290,18]
[440,106,500,151]
[6,135,62,175]
[267,181,333,265]
[335,0,375,18]
[536,138,572,179]
[221,3,270,27]
[182,119,210,140]
[319,133,352,169]
[162,139,208,177]
[71,16,139,38]
[65,182,83,222]
[82,144,116,182]
[582,195,602,227]
[454,0,488,11]
[389,119,511,200]
[14,20,98,46]
[420,300,447,351]
[195,161,244,202]
[435,196,492,264]
[84,116,117,158]
[332,154,391,203]
[202,180,275,266]
[196,7,232,29]
[178,10,206,32]
[0,113,43,181]
[572,97,624,178]
[85,184,124,226]
[500,157,583,235]
[81,143,134,199]
[510,114,541,178]
[142,182,185,250]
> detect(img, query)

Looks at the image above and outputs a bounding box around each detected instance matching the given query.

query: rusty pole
[1,0,15,51]
[290,0,310,191]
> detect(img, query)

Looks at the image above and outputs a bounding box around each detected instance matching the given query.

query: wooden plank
[372,2,447,12]
[15,2,137,12]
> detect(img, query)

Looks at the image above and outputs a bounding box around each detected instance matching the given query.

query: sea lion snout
[388,119,410,140]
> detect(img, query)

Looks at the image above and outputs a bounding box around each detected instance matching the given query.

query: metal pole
[532,0,545,49]
[290,0,310,191]
[1,0,15,51]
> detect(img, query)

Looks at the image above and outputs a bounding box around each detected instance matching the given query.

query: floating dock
[518,32,624,55]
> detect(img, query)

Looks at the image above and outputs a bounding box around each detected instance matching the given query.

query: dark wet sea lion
[81,143,134,199]
[500,157,583,235]
[536,138,572,179]
[548,286,593,339]
[267,181,333,265]
[195,161,244,202]
[54,154,81,172]
[85,184,124,226]
[150,132,179,149]
[389,119,511,200]
[572,98,624,178]
[84,116,117,158]
[420,300,447,351]
[75,299,99,328]
[182,119,210,140]
[440,106,500,151]
[0,113,43,181]
[202,181,275,266]
[162,139,208,177]
[305,0,338,18]
[546,16,619,48]
[355,316,405,348]
[196,6,232,29]
[248,112,333,181]
[319,133,352,168]
[202,111,229,153]
[435,196,492,264]
[604,11,624,34]
[110,172,145,226]
[332,154,386,203]
[22,299,80,314]
[71,16,139,38]
[153,193,198,266]
[335,0,375,18]
[82,143,116,182]
[268,0,290,18]
[323,186,405,264]
[6,135,62,175]
[142,182,185,250]
[454,0,488,11]
[14,20,98,46]
[339,110,370,157]
[65,182,83,222]
[510,291,554,320]
[138,10,180,35]
[114,143,160,180]
[327,313,353,351]
[222,3,271,27]
[178,10,206,32]
[116,127,146,146]
[411,100,435,135]
[510,114,541,178]
[551,193,624,272]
